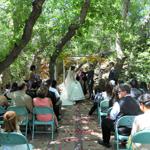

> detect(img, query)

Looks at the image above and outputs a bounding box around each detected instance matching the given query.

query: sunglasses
[139,100,150,105]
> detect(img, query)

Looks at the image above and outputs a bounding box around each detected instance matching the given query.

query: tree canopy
[0,0,149,83]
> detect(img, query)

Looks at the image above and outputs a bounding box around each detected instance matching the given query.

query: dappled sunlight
[31,100,106,149]
[49,140,62,145]
[82,126,89,130]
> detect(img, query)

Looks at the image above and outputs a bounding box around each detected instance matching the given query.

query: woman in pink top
[33,85,58,127]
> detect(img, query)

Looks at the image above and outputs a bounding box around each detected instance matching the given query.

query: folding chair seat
[115,115,136,150]
[0,132,33,150]
[128,130,150,150]
[32,106,55,140]
[7,106,29,137]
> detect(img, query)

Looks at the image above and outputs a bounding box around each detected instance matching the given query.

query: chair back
[100,100,109,112]
[33,106,54,115]
[7,106,28,116]
[116,115,135,129]
[115,115,136,150]
[32,106,55,140]
[0,132,31,150]
[7,106,29,137]
[132,130,150,144]
[98,100,109,127]
[0,106,6,124]
[0,106,5,114]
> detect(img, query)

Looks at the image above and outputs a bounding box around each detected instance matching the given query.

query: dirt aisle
[31,100,112,150]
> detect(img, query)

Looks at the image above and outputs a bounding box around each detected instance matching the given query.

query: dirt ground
[29,99,114,150]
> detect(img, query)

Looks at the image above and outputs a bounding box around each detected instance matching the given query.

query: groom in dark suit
[87,65,94,99]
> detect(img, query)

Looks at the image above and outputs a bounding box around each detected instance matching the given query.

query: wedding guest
[129,93,150,150]
[98,84,141,148]
[1,111,28,150]
[33,85,58,127]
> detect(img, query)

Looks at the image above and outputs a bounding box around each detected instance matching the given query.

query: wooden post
[63,60,65,82]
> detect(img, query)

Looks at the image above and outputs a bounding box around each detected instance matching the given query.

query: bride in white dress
[59,66,85,106]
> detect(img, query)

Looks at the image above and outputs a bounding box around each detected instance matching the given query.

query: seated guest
[26,81,38,98]
[6,82,33,120]
[49,80,60,100]
[1,111,28,150]
[10,82,18,92]
[129,93,150,150]
[109,86,119,107]
[98,84,141,148]
[47,79,62,120]
[139,81,148,94]
[130,79,142,99]
[33,85,58,127]
[3,83,11,95]
[0,95,9,107]
[88,86,105,116]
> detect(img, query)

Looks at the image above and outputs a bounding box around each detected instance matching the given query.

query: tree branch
[0,0,45,74]
[51,0,90,61]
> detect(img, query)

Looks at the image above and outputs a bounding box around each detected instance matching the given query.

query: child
[88,86,104,115]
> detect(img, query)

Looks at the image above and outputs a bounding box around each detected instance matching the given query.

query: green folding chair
[0,106,6,125]
[7,106,29,137]
[0,132,33,150]
[98,100,109,127]
[32,106,55,140]
[115,115,136,150]
[128,130,150,150]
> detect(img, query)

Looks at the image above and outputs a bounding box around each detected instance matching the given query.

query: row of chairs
[0,105,55,140]
[97,100,150,150]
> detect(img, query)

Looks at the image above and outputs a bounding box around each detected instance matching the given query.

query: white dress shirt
[110,101,120,120]
[49,87,60,99]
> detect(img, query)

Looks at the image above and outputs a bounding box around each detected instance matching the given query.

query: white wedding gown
[59,68,85,106]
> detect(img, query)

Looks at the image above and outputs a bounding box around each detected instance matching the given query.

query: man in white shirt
[98,84,140,148]
[48,80,62,121]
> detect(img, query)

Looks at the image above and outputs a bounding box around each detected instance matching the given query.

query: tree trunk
[114,34,127,80]
[49,0,90,79]
[1,68,11,86]
[114,57,127,80]
[49,58,56,80]
[113,0,130,80]
[0,0,45,74]
[122,0,130,20]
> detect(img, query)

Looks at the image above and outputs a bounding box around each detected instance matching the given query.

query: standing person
[87,64,94,99]
[128,93,150,150]
[108,62,117,83]
[76,68,87,95]
[1,111,28,150]
[59,65,85,106]
[28,65,41,89]
[80,68,88,95]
